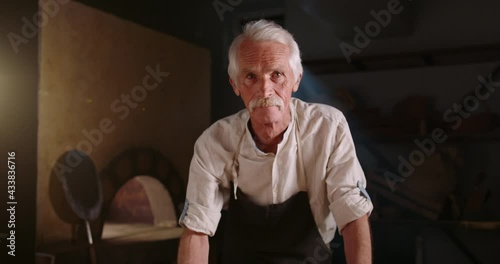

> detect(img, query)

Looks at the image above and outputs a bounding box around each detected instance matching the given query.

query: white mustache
[248,95,284,112]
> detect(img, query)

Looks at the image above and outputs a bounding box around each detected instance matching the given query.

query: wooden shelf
[101,223,183,244]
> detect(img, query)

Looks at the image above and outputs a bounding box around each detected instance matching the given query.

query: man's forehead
[240,62,287,73]
[238,40,290,69]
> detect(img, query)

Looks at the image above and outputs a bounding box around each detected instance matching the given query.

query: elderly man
[178,19,373,264]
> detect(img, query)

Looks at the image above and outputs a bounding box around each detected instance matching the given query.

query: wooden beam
[303,44,500,74]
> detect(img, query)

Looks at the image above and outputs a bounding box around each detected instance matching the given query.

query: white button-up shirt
[179,98,373,244]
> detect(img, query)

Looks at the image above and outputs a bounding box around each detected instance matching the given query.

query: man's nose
[257,77,274,97]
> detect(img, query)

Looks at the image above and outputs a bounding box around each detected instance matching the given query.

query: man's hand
[341,214,372,264]
[177,228,209,264]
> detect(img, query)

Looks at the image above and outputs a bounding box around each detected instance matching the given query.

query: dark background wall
[1,0,499,263]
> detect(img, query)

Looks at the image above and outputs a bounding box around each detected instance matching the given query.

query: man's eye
[246,73,256,80]
[273,72,283,78]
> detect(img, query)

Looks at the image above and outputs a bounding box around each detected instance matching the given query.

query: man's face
[230,40,301,124]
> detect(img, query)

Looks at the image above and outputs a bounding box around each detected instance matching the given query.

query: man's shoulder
[197,108,248,145]
[292,97,346,126]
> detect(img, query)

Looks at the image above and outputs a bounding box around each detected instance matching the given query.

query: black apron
[222,185,332,264]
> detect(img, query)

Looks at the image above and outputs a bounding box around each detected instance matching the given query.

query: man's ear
[292,73,303,92]
[230,78,240,96]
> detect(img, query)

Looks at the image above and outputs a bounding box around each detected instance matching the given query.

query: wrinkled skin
[230,40,302,152]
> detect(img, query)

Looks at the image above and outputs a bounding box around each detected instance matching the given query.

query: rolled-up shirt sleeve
[178,136,225,236]
[326,114,373,234]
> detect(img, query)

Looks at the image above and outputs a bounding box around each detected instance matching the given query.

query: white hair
[227,19,303,83]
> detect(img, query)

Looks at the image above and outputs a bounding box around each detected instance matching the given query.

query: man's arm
[341,214,372,264]
[177,131,226,263]
[178,228,209,264]
[324,114,373,263]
